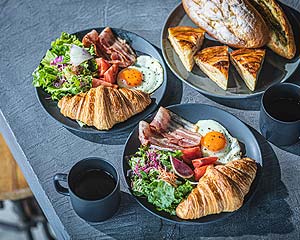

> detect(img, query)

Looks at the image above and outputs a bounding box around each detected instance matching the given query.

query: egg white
[117,55,164,94]
[196,120,241,164]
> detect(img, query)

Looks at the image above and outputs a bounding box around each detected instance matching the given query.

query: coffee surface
[267,97,300,122]
[74,169,116,200]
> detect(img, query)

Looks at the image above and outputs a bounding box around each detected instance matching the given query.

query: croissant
[176,158,257,219]
[58,86,151,130]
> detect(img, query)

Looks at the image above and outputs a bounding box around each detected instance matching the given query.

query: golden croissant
[58,86,151,130]
[176,158,257,219]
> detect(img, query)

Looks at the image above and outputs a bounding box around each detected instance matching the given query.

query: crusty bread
[182,0,269,48]
[168,26,205,71]
[230,48,266,91]
[250,0,296,59]
[194,46,229,90]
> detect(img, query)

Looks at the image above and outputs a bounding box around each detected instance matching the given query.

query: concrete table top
[1,0,300,239]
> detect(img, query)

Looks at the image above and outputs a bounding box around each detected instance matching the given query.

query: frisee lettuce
[129,146,192,215]
[32,32,97,101]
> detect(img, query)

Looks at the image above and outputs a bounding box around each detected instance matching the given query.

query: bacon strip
[98,27,136,68]
[82,30,109,59]
[82,28,136,68]
[138,107,202,150]
[139,121,184,151]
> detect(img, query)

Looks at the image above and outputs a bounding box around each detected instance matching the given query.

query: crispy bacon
[139,107,202,150]
[98,27,136,68]
[82,28,136,68]
[139,121,184,151]
[150,107,198,133]
[82,30,109,59]
[82,28,137,85]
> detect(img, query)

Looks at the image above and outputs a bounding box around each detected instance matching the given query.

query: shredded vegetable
[128,146,192,215]
[32,32,97,101]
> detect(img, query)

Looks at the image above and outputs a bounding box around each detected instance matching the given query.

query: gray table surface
[1,0,300,239]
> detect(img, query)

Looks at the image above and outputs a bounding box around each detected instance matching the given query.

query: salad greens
[129,146,193,215]
[32,32,97,100]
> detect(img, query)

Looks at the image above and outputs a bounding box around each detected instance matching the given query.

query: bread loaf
[182,0,270,48]
[249,0,296,59]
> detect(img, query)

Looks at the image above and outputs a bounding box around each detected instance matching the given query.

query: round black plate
[161,3,300,99]
[36,28,167,134]
[122,103,263,224]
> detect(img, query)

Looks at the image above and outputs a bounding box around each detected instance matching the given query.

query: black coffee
[74,169,116,200]
[267,97,300,122]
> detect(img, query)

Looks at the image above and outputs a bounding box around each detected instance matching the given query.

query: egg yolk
[117,68,143,87]
[201,131,226,152]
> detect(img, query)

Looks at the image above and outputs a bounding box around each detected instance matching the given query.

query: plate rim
[121,103,263,224]
[160,2,300,99]
[35,27,168,134]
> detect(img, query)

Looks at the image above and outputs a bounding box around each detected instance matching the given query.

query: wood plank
[0,133,31,200]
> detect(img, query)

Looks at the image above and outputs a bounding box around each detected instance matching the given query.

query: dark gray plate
[36,28,167,134]
[161,3,300,99]
[122,103,263,224]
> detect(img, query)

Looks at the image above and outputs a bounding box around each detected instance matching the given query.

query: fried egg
[196,120,241,164]
[117,55,163,94]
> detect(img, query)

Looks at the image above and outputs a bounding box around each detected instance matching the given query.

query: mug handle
[53,173,70,196]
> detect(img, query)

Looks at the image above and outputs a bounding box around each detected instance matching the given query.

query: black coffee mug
[260,83,300,146]
[53,157,120,222]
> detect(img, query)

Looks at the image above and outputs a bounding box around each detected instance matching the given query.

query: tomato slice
[95,58,111,76]
[194,165,211,181]
[192,157,218,168]
[181,146,202,165]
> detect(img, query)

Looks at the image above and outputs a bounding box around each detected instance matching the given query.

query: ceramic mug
[53,157,120,222]
[259,83,300,146]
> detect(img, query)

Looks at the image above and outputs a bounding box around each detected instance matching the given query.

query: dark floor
[0,201,50,240]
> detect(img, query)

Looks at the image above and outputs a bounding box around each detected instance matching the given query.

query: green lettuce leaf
[32,32,96,101]
[148,180,175,210]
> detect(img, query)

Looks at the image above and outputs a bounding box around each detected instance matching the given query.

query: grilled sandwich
[194,46,229,90]
[168,26,205,71]
[230,48,266,91]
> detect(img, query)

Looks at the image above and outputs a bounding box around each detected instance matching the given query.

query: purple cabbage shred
[50,56,64,66]
[133,149,162,177]
[53,76,66,88]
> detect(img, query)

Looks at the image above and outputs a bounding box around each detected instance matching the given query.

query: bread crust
[182,0,269,48]
[168,26,205,71]
[250,0,296,59]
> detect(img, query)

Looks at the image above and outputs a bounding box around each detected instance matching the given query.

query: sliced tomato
[181,146,202,165]
[194,165,211,181]
[95,58,111,77]
[192,157,218,168]
[104,63,119,83]
[92,78,118,88]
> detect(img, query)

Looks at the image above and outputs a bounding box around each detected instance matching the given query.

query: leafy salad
[128,146,193,215]
[32,32,97,100]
